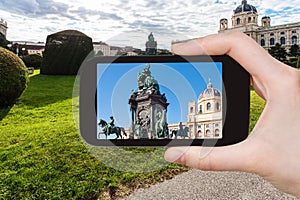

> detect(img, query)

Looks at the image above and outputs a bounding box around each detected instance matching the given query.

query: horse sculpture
[98,119,127,139]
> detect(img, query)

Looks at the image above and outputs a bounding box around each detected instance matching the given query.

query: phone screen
[96,61,223,140]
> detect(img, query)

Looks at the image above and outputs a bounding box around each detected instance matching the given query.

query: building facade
[26,43,45,55]
[0,19,7,38]
[168,80,222,139]
[219,0,300,50]
[187,80,222,139]
[93,41,111,56]
[11,41,45,56]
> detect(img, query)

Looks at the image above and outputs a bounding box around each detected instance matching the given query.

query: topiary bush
[22,54,43,69]
[0,47,29,107]
[41,30,93,75]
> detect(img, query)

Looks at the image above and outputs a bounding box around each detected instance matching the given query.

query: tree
[289,44,300,57]
[0,47,29,107]
[22,54,43,69]
[158,49,172,55]
[41,30,93,75]
[0,33,8,48]
[268,43,288,62]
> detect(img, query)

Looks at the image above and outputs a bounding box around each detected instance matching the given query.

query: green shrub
[41,30,93,75]
[285,57,300,68]
[0,47,29,107]
[0,33,8,48]
[22,54,43,69]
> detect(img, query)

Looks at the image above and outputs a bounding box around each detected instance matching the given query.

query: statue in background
[148,32,155,42]
[146,32,157,55]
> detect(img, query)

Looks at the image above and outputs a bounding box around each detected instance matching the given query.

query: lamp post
[16,46,19,56]
[7,42,19,56]
[21,47,26,57]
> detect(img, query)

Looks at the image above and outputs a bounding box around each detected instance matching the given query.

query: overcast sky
[0,0,299,49]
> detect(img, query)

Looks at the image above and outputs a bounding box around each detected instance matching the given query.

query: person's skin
[164,31,300,197]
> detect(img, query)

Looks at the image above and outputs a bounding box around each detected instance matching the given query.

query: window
[292,36,298,45]
[248,17,251,23]
[190,107,194,113]
[199,105,203,114]
[207,103,211,111]
[215,129,220,137]
[216,102,220,110]
[206,124,210,128]
[280,37,286,45]
[197,130,202,138]
[261,34,264,37]
[270,38,275,46]
[206,130,211,137]
[292,30,297,34]
[261,39,265,46]
[281,32,285,35]
[270,33,274,36]
[237,18,241,25]
[215,124,219,127]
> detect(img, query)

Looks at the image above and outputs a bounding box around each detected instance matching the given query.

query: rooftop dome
[234,0,257,14]
[262,16,271,19]
[198,80,221,101]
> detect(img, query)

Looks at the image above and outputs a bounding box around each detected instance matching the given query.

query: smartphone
[80,55,250,146]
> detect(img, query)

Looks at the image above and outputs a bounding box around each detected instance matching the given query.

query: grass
[249,89,266,132]
[0,70,265,199]
[0,71,187,200]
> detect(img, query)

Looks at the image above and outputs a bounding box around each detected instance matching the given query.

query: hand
[164,31,300,197]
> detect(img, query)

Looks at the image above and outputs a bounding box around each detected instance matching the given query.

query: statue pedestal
[145,41,157,55]
[129,91,169,139]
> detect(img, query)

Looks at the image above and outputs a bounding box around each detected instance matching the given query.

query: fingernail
[165,149,185,164]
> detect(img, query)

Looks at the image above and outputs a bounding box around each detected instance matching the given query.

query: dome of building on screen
[234,0,257,14]
[198,80,221,101]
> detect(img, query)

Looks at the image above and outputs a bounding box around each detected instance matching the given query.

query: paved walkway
[122,169,299,200]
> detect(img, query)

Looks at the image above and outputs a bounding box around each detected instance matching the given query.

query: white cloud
[0,0,299,49]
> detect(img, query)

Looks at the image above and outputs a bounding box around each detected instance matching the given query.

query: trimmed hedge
[22,54,43,69]
[0,33,8,48]
[0,47,29,107]
[41,30,93,75]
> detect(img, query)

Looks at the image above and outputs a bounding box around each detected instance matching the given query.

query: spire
[207,78,213,89]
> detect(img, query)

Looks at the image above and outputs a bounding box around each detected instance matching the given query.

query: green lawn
[249,89,266,132]
[0,71,265,199]
[0,71,187,200]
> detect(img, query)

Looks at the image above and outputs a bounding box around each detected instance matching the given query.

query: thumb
[164,141,256,172]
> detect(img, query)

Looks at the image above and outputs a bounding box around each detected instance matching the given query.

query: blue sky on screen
[97,62,222,129]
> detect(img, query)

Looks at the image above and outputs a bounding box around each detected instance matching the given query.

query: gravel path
[121,169,299,200]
